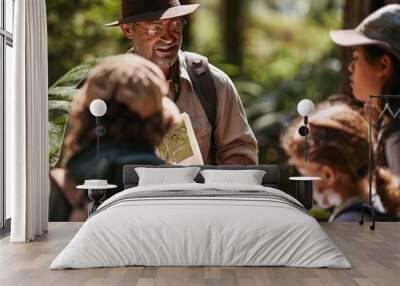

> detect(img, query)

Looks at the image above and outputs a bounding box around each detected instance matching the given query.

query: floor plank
[0,222,399,286]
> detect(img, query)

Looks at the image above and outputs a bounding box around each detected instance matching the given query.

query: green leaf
[48,100,71,124]
[48,86,77,101]
[49,120,68,168]
[51,59,97,88]
[48,59,97,167]
[49,100,71,112]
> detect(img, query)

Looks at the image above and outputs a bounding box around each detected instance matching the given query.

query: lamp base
[87,189,107,215]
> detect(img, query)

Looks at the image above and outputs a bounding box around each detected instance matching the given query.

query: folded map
[158,112,204,165]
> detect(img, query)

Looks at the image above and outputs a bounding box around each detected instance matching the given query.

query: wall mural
[47,0,400,222]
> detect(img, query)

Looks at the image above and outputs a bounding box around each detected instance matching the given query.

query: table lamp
[79,99,109,215]
[297,99,315,162]
[89,99,107,163]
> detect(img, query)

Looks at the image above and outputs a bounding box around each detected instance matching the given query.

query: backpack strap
[184,51,217,164]
[184,52,217,130]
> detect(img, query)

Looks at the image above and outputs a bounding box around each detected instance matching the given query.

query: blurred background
[47,0,400,220]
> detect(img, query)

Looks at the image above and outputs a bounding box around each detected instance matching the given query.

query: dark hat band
[105,0,199,27]
[123,0,181,18]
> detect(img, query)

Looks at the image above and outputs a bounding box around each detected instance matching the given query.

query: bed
[50,165,351,269]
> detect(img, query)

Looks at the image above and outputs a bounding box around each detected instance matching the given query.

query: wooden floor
[0,222,399,286]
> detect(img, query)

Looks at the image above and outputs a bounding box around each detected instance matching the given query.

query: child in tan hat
[50,54,179,222]
[65,54,179,158]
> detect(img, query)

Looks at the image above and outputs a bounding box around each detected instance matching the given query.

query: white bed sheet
[50,183,351,269]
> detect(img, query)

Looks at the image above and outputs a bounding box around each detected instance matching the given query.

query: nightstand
[289,176,321,210]
[77,181,117,216]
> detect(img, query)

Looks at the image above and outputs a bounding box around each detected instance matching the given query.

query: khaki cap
[330,4,400,60]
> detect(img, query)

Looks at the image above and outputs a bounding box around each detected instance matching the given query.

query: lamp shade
[89,99,107,117]
[297,99,315,117]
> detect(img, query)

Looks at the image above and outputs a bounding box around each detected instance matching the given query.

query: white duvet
[50,183,351,269]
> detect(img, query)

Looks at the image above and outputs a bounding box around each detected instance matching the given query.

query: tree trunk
[222,0,244,66]
[180,0,193,50]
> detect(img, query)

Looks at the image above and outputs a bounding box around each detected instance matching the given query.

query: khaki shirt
[169,51,258,164]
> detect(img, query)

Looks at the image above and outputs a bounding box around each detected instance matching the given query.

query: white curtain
[8,0,49,242]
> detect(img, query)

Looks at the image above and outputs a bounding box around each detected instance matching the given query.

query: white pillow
[200,169,266,185]
[136,167,200,186]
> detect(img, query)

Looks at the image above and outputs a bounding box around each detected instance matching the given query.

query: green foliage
[309,207,332,221]
[47,0,126,85]
[50,59,97,90]
[48,59,97,168]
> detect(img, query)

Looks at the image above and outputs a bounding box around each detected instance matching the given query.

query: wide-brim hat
[105,0,199,27]
[329,4,400,61]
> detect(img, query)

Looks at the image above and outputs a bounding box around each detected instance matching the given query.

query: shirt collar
[329,196,365,222]
[177,50,193,87]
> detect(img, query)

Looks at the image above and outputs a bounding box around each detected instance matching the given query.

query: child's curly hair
[282,101,369,181]
[282,100,400,216]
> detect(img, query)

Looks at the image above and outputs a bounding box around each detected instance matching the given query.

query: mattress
[50,183,351,269]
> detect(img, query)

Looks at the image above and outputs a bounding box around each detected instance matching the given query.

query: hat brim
[105,4,199,27]
[329,29,391,49]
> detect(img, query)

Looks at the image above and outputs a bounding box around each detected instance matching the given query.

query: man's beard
[152,40,181,69]
[154,53,179,69]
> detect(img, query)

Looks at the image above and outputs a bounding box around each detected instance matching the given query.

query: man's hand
[162,96,181,123]
[376,167,400,215]
[50,168,83,208]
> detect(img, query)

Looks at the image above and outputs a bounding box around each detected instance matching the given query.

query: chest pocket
[190,114,212,161]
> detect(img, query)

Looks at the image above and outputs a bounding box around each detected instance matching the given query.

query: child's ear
[378,54,394,80]
[120,24,134,40]
[321,165,336,187]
